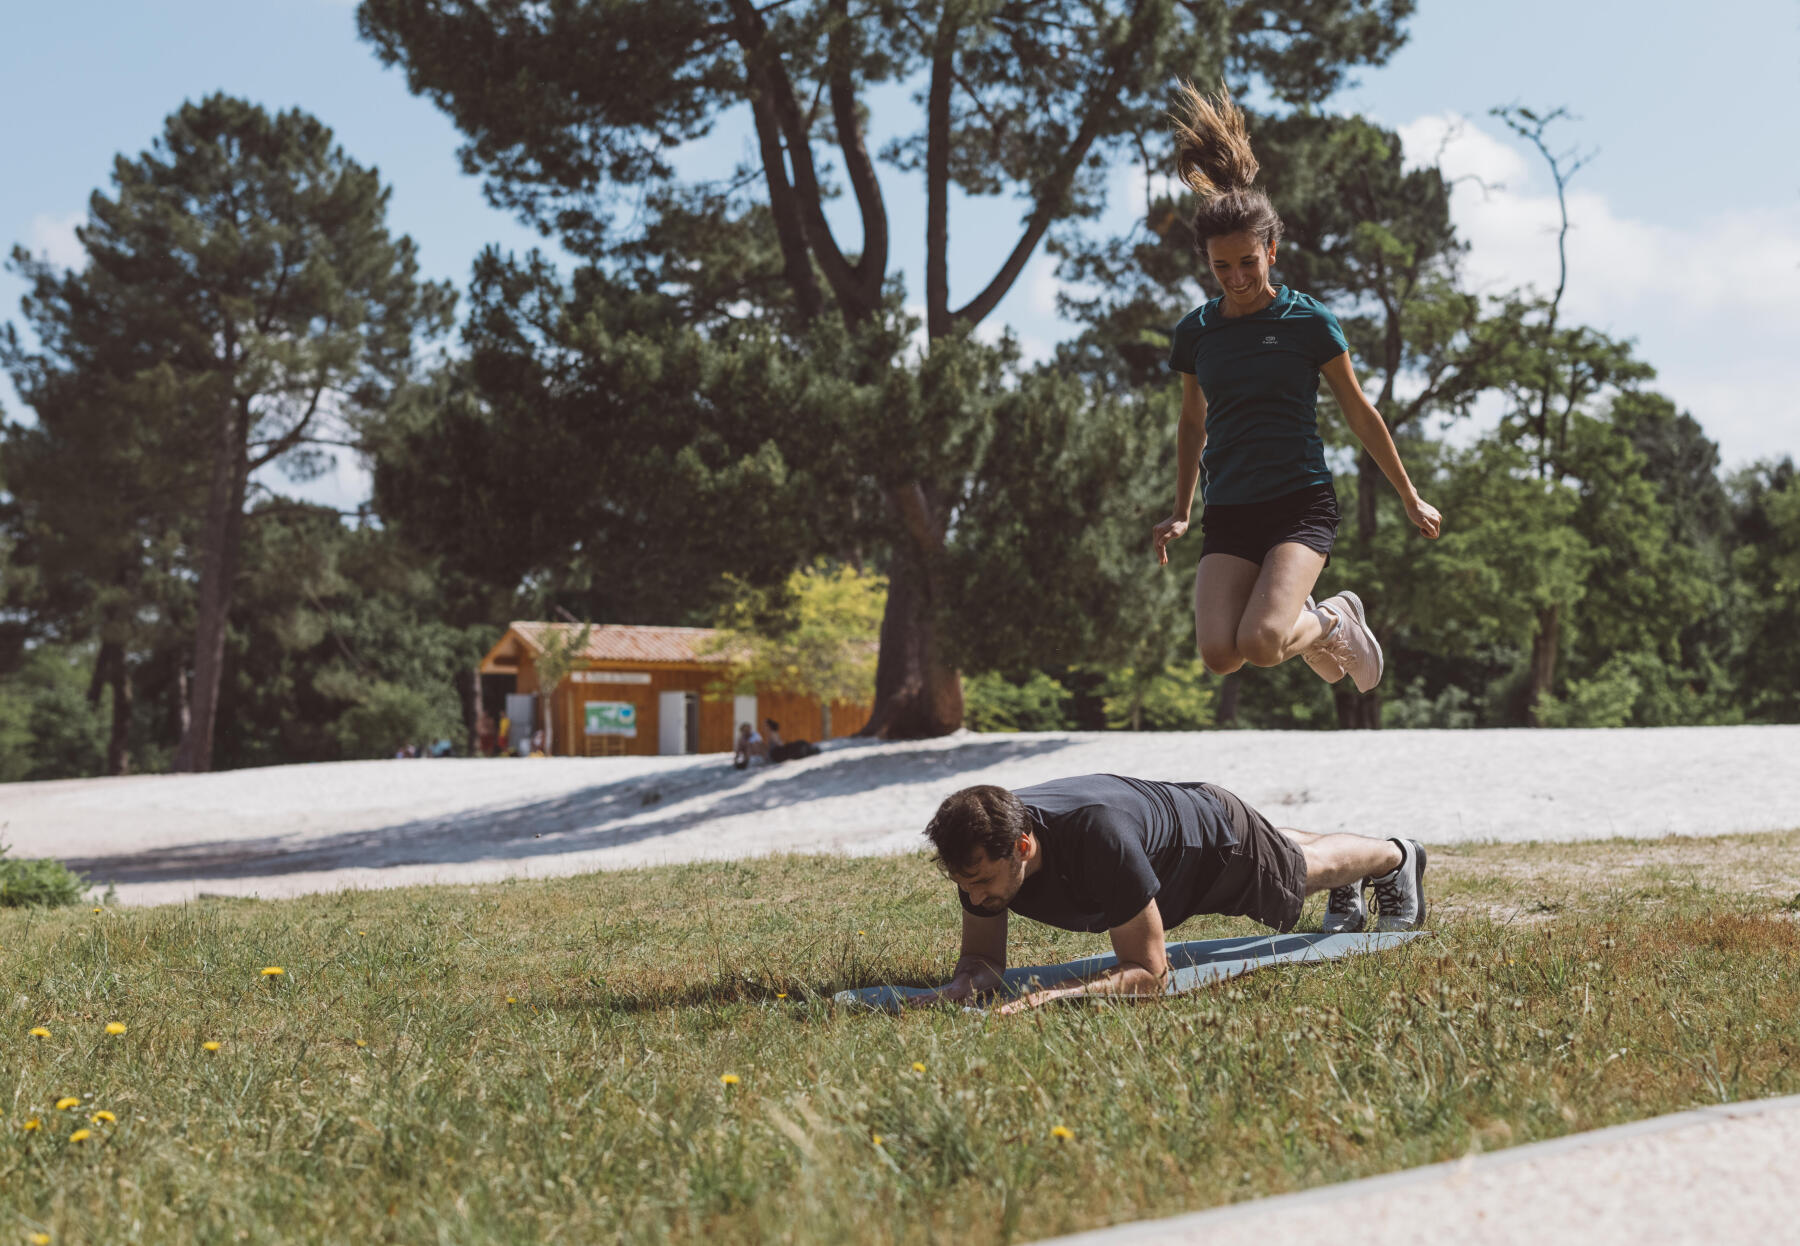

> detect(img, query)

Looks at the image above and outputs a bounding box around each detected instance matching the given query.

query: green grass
[6,833,1800,1245]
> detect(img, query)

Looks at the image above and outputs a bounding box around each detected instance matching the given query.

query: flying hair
[1170,80,1258,199]
[1169,80,1283,255]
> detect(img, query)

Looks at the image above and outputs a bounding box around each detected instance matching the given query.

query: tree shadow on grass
[62,735,1077,888]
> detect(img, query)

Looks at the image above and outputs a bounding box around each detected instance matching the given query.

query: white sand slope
[1,725,1796,907]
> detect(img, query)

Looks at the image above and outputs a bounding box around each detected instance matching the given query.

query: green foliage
[961,672,1074,733]
[0,842,91,908]
[214,504,488,769]
[708,562,884,707]
[0,645,106,782]
[1727,459,1800,721]
[333,681,462,760]
[1099,660,1215,731]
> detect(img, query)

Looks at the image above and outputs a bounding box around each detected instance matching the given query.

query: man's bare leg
[1277,827,1402,892]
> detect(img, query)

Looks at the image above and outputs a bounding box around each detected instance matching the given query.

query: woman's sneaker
[1321,884,1367,933]
[1301,596,1345,684]
[1314,590,1384,692]
[1369,838,1428,931]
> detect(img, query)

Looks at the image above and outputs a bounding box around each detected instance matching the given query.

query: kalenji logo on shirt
[1262,334,1278,345]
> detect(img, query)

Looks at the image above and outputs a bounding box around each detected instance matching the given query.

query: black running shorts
[1185,782,1308,933]
[1198,481,1339,566]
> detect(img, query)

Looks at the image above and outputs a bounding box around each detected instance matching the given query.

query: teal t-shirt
[1166,286,1350,506]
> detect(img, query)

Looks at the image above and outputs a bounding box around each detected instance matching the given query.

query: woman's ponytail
[1170,80,1283,254]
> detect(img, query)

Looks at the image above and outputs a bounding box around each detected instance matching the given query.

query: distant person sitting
[764,718,820,763]
[733,722,767,770]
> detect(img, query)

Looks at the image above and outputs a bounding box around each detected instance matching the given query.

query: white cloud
[27,212,85,270]
[1398,113,1800,468]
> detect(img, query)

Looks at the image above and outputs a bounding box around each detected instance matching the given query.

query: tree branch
[949,1,1159,332]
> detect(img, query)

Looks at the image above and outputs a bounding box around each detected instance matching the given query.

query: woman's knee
[1198,642,1243,676]
[1236,621,1286,668]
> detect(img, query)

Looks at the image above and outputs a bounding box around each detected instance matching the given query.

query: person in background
[734,722,767,770]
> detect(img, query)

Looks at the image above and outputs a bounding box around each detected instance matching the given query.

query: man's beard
[969,898,1009,916]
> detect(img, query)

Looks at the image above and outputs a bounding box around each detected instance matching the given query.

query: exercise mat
[833,930,1429,1013]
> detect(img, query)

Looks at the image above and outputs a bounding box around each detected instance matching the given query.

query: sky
[3,0,1797,512]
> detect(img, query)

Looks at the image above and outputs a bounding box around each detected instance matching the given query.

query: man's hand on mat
[907,967,1003,1009]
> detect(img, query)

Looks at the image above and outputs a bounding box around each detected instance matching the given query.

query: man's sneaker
[1300,595,1345,684]
[1321,883,1367,933]
[1370,838,1428,931]
[1314,590,1384,693]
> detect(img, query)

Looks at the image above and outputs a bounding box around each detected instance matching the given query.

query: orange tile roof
[506,621,736,666]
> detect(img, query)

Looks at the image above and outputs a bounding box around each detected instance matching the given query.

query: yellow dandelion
[871,1134,884,1146]
[357,930,367,936]
[260,967,285,977]
[857,930,866,936]
[1050,1125,1074,1141]
[92,906,103,913]
[28,1026,51,1039]
[912,1062,927,1073]
[55,1097,80,1111]
[68,1128,91,1142]
[355,1039,368,1048]
[105,1022,127,1035]
[719,1073,740,1086]
[202,1041,221,1052]
[505,996,516,1005]
[90,1110,116,1124]
[23,1118,41,1132]
[31,1234,50,1245]
[776,992,788,999]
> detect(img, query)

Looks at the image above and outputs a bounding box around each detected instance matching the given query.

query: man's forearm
[1011,963,1166,1010]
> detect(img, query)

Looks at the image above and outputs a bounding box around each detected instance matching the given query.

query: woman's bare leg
[1193,553,1263,674]
[1235,542,1331,668]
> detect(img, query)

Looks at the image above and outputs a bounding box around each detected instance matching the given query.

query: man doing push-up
[920,775,1425,1013]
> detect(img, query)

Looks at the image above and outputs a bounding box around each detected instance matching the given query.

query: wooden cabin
[479,622,873,757]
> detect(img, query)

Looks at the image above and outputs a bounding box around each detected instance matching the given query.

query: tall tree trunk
[457,667,483,757]
[1527,603,1560,726]
[859,483,962,738]
[107,649,133,776]
[1334,684,1382,729]
[1216,671,1241,726]
[170,658,191,743]
[174,404,250,773]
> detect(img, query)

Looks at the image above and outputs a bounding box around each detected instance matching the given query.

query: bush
[0,843,91,908]
[1099,660,1215,731]
[962,671,1074,732]
[333,680,462,759]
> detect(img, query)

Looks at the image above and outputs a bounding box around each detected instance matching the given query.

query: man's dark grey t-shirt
[957,774,1241,933]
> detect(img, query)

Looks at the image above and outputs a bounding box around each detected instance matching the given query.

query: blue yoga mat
[833,930,1429,1013]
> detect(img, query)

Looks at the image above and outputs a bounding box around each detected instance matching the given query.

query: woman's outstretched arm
[1320,353,1442,539]
[1152,373,1210,564]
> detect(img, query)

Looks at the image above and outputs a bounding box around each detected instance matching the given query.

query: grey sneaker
[1370,838,1428,931]
[1301,595,1345,684]
[1315,590,1384,693]
[1321,883,1367,933]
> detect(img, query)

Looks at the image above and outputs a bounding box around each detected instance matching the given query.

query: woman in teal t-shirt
[1150,83,1442,701]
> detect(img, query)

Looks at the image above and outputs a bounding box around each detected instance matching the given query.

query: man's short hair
[924,785,1028,874]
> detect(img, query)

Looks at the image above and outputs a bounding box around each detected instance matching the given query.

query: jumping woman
[1148,84,1442,931]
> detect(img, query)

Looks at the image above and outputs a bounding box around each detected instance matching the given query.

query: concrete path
[1039,1095,1800,1246]
[2,725,1797,905]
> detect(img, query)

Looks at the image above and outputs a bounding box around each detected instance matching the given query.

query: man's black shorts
[1185,782,1308,933]
[1199,481,1339,566]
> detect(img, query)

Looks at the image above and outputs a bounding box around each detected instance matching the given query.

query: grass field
[7,832,1800,1245]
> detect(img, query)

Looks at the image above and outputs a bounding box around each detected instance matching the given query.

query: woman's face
[1204,230,1277,309]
